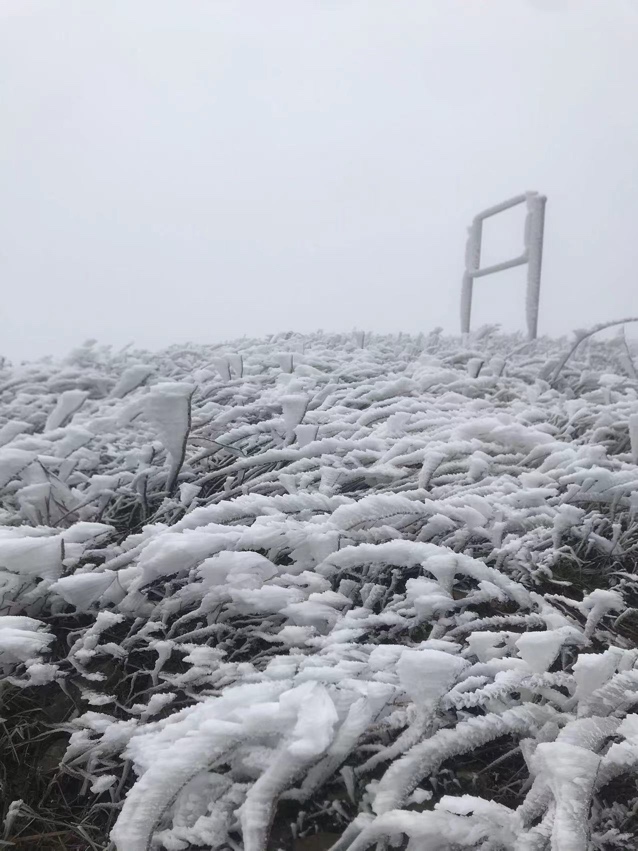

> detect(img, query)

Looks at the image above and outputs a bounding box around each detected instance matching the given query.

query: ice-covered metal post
[524,193,547,340]
[460,192,547,339]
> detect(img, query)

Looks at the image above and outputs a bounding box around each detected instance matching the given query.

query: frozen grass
[1,327,638,849]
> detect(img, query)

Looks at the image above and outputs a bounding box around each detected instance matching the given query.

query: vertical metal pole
[460,218,482,334]
[525,194,547,340]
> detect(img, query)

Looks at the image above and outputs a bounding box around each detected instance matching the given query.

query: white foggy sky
[1,0,638,360]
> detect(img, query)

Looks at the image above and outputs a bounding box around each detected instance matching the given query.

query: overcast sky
[1,0,637,360]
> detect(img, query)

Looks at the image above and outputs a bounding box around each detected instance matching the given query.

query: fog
[2,0,637,360]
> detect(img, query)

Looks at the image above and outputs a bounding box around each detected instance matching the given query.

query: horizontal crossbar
[470,252,529,279]
[473,193,531,222]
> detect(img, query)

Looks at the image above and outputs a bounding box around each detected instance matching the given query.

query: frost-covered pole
[460,219,482,335]
[525,193,547,340]
[461,192,547,339]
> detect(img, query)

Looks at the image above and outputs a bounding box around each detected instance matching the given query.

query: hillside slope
[1,329,638,850]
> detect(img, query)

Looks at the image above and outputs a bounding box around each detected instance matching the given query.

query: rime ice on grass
[0,328,636,850]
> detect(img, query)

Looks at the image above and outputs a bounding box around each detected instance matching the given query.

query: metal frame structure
[461,191,547,339]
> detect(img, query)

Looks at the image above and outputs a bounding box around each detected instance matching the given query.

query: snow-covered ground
[2,328,638,850]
